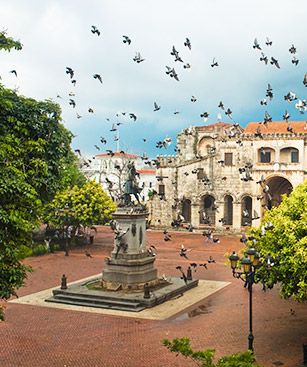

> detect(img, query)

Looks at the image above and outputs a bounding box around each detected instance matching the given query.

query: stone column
[232,201,242,230]
[191,203,200,228]
[252,196,262,228]
[215,200,224,230]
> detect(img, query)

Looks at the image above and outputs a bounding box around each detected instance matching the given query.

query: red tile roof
[95,152,139,159]
[137,169,156,175]
[196,122,234,131]
[245,121,307,134]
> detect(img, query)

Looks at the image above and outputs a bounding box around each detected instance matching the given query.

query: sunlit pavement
[2,226,307,367]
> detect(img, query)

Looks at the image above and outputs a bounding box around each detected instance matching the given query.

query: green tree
[163,337,263,367]
[0,30,22,52]
[0,32,85,300]
[249,180,307,302]
[44,180,116,245]
[58,150,86,191]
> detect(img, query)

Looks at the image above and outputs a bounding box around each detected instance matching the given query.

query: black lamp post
[229,248,260,352]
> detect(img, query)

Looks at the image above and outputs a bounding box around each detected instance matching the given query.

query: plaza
[3,226,307,367]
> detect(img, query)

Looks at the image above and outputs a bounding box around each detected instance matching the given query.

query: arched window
[200,195,216,225]
[241,196,252,226]
[280,147,299,163]
[224,195,233,225]
[182,199,191,223]
[258,148,275,163]
[198,137,215,156]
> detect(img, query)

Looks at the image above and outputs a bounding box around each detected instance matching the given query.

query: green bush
[163,338,263,367]
[16,245,33,260]
[51,243,61,252]
[32,244,48,256]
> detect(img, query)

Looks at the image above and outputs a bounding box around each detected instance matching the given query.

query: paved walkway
[1,227,307,367]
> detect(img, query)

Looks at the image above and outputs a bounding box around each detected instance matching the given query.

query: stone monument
[102,161,158,289]
[46,162,198,312]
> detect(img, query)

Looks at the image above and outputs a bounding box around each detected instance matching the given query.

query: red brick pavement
[1,227,306,367]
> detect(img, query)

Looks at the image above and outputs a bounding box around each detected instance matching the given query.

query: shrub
[16,245,33,260]
[163,337,263,367]
[50,243,61,252]
[32,244,48,256]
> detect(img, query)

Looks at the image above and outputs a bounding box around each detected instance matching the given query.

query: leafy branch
[163,337,263,367]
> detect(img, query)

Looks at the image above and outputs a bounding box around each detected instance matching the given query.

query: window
[149,182,152,188]
[204,196,213,209]
[197,168,204,179]
[291,150,299,163]
[158,184,165,196]
[224,153,233,166]
[260,150,271,163]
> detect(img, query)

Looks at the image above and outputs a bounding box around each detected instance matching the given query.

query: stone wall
[150,123,307,232]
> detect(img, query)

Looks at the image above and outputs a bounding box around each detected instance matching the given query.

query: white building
[81,152,156,203]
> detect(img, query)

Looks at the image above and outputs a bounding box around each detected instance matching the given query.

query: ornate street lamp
[228,248,261,352]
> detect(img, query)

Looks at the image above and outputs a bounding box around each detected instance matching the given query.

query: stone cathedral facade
[149,121,307,231]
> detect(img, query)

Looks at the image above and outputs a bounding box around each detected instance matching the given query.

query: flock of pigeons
[5,25,307,159]
[5,26,306,204]
[56,28,306,170]
[153,228,218,283]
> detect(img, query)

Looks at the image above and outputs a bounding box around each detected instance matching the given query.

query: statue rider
[123,161,142,206]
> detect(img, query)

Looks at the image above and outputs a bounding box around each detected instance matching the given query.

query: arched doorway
[224,195,233,225]
[182,199,191,223]
[241,196,252,226]
[200,195,216,225]
[265,176,293,207]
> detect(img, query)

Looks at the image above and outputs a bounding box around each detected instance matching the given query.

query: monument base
[46,201,200,312]
[45,277,199,312]
[102,252,158,290]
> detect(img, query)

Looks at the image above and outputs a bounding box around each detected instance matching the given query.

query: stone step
[46,294,145,312]
[53,289,143,304]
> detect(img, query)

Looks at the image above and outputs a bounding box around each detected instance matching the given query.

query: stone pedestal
[47,206,199,311]
[102,207,158,290]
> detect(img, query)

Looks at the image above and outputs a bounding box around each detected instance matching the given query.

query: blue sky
[0,0,306,159]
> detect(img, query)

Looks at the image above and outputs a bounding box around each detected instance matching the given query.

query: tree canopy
[44,180,116,237]
[0,32,85,300]
[249,180,307,302]
[0,30,22,52]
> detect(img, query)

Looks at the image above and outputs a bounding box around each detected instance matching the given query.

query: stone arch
[241,195,252,226]
[223,195,233,225]
[200,194,216,225]
[198,136,215,156]
[280,147,299,163]
[182,199,191,223]
[265,175,293,208]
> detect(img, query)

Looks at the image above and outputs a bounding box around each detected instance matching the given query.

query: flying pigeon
[122,35,131,44]
[93,74,103,83]
[91,25,100,36]
[253,38,261,50]
[184,37,191,50]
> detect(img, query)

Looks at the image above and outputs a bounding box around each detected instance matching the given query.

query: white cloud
[0,0,306,158]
